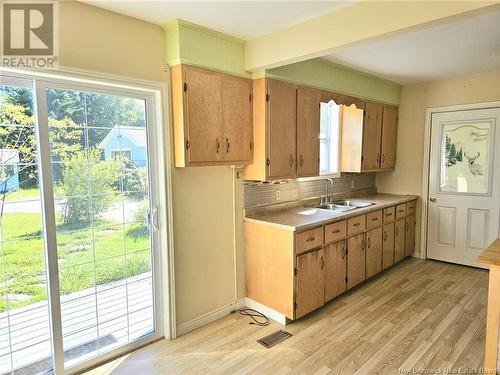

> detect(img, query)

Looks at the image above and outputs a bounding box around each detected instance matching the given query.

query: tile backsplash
[244,174,376,208]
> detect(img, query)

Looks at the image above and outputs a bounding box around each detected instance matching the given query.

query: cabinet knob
[430,197,437,202]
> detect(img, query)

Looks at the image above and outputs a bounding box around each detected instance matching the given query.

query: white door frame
[421,101,500,260]
[0,67,177,374]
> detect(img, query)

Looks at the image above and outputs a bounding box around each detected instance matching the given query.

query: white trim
[176,299,246,337]
[243,298,288,326]
[421,100,500,261]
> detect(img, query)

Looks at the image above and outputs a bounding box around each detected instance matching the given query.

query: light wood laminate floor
[87,259,489,374]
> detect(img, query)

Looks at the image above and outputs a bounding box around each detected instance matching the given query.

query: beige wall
[59,2,243,327]
[377,69,500,256]
[59,1,166,82]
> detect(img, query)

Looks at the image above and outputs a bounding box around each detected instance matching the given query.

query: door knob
[430,197,437,202]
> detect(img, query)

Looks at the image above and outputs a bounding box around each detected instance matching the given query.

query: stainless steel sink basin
[332,200,375,208]
[315,200,375,212]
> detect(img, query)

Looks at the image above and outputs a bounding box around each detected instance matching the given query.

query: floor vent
[257,330,292,349]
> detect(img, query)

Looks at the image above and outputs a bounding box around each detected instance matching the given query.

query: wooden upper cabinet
[244,78,298,181]
[170,64,253,167]
[267,79,297,179]
[295,248,325,319]
[222,75,253,163]
[380,105,398,169]
[184,66,223,164]
[297,86,321,177]
[362,102,383,171]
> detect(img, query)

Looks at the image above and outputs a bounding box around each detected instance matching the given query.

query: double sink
[315,200,375,213]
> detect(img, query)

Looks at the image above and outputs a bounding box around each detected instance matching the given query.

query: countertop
[477,239,500,266]
[245,193,419,232]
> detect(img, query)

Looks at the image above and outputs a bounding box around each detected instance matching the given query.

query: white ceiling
[324,9,500,84]
[84,1,354,39]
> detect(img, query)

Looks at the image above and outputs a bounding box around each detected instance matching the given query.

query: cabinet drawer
[366,210,383,229]
[383,206,395,223]
[325,221,347,243]
[395,204,407,219]
[295,227,324,254]
[347,215,366,236]
[406,200,416,215]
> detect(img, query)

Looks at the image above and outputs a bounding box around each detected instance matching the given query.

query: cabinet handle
[354,223,360,227]
[361,239,365,250]
[332,229,340,234]
[377,154,381,164]
[342,247,346,259]
[216,138,220,153]
[382,154,385,164]
[386,212,393,217]
[299,154,304,168]
[306,236,316,242]
[395,227,399,237]
[289,154,294,168]
[371,217,378,222]
[226,138,230,153]
[320,256,325,270]
[383,231,387,241]
[367,238,371,248]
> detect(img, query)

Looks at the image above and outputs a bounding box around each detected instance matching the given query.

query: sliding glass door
[0,75,163,374]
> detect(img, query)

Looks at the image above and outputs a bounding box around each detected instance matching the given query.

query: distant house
[0,149,20,192]
[99,126,147,167]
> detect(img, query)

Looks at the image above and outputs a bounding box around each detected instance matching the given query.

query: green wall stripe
[164,21,400,104]
[266,58,401,105]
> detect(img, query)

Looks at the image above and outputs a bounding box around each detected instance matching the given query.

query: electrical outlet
[275,189,281,201]
[351,180,355,189]
[292,189,298,200]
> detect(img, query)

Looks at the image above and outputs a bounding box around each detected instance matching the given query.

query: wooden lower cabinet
[324,240,347,301]
[394,218,406,262]
[405,215,416,257]
[347,233,366,289]
[366,227,383,278]
[382,222,395,270]
[245,199,418,321]
[295,248,325,319]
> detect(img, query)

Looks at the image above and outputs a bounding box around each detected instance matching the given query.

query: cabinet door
[347,233,366,289]
[184,66,223,163]
[222,75,253,163]
[405,215,416,257]
[394,218,406,262]
[297,86,320,177]
[366,227,383,278]
[382,222,395,270]
[362,102,383,171]
[324,240,347,301]
[381,105,398,169]
[295,248,325,319]
[267,79,297,179]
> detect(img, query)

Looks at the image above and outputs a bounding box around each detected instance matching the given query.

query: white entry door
[427,107,500,268]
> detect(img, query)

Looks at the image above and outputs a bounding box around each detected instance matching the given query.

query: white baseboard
[176,298,246,337]
[243,297,288,326]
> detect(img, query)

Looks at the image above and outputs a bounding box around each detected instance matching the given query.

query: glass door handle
[430,197,437,202]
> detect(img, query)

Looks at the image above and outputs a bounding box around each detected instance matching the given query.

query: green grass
[0,212,150,312]
[3,187,41,202]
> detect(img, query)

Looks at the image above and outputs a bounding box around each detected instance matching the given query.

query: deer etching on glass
[464,152,483,176]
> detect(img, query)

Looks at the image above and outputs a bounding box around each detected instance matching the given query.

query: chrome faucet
[321,178,334,204]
